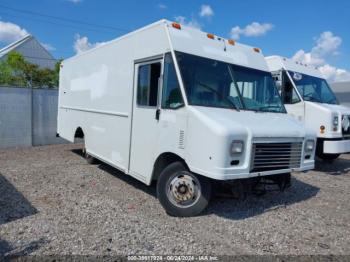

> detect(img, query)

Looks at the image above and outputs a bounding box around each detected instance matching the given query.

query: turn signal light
[228,39,235,46]
[253,47,261,53]
[172,22,181,30]
[320,125,325,134]
[207,33,215,39]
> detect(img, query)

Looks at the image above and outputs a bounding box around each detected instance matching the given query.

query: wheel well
[152,152,188,181]
[74,127,84,138]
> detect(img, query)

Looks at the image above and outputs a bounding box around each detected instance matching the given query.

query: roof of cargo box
[265,55,324,78]
[165,20,269,72]
[64,19,270,72]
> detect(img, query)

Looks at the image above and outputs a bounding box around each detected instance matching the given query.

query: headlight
[304,140,315,152]
[333,116,339,131]
[333,116,339,126]
[230,140,244,155]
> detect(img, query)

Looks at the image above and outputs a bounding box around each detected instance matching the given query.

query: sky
[0,0,349,82]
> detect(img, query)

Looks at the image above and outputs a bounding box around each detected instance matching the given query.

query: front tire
[157,162,211,217]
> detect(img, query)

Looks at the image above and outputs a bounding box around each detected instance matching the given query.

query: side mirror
[169,102,185,109]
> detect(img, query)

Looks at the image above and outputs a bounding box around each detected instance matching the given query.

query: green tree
[52,59,63,87]
[0,60,15,85]
[0,51,61,88]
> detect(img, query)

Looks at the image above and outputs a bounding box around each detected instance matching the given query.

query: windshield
[175,52,286,113]
[288,71,339,105]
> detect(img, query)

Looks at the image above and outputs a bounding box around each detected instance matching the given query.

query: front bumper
[190,160,314,181]
[189,137,316,181]
[324,139,350,154]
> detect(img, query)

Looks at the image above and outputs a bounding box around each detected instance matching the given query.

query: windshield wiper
[302,92,322,103]
[196,81,240,111]
[306,97,322,103]
[258,105,282,111]
[324,98,337,104]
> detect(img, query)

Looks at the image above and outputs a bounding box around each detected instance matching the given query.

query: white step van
[58,20,315,216]
[266,56,350,162]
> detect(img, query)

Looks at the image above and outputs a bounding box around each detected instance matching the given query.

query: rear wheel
[157,162,211,217]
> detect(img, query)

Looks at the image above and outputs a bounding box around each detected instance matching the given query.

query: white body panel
[58,21,315,186]
[58,22,170,178]
[266,55,350,154]
[185,107,314,180]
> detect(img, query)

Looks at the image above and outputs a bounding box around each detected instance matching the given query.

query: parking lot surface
[1,144,350,256]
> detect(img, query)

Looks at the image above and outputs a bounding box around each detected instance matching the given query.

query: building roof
[0,35,33,58]
[0,34,56,69]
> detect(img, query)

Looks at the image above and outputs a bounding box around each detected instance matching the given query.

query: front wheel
[157,162,211,217]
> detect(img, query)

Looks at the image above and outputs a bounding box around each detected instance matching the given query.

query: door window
[137,62,161,107]
[162,53,184,109]
[282,71,301,104]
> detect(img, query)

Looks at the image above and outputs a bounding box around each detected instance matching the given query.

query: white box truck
[57,20,315,216]
[266,56,350,162]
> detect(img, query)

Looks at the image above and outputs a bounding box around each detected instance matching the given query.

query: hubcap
[167,172,200,208]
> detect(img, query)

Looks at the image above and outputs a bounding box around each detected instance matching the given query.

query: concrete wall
[331,81,350,107]
[0,86,66,149]
[0,87,32,148]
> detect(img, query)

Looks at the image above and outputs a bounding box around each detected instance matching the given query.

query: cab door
[129,58,163,182]
[281,70,305,122]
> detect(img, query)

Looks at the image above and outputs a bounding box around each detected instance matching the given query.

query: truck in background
[331,81,350,108]
[58,20,315,217]
[266,56,350,162]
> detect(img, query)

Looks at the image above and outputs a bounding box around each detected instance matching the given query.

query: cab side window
[162,53,184,109]
[137,62,161,107]
[282,71,301,104]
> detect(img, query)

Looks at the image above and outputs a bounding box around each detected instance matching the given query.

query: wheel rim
[166,171,201,208]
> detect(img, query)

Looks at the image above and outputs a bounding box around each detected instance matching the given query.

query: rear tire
[157,162,211,217]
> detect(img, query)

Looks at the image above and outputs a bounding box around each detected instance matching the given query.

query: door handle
[155,109,161,120]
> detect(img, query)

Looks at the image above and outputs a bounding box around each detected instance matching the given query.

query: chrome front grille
[251,142,302,172]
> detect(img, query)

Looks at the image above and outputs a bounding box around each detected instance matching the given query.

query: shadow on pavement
[71,148,85,157]
[205,177,319,220]
[98,163,157,198]
[71,148,320,220]
[315,156,350,175]
[0,239,12,257]
[0,237,47,257]
[0,174,38,225]
[71,148,157,198]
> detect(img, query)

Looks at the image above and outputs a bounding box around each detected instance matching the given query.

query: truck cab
[266,55,350,161]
